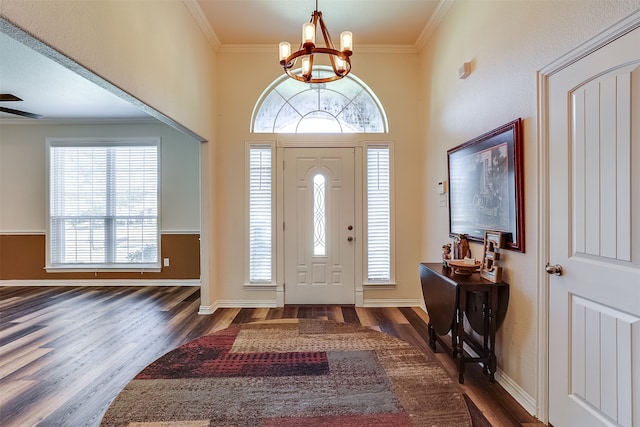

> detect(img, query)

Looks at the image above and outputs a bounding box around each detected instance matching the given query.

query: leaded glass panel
[252,66,387,133]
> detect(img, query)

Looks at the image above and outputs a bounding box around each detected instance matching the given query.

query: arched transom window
[251,66,388,133]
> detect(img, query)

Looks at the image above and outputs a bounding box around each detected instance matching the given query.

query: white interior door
[548,25,640,426]
[283,147,355,304]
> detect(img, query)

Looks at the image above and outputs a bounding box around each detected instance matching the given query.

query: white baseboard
[0,279,200,287]
[198,304,215,315]
[199,298,425,313]
[463,346,538,417]
[210,299,280,310]
[495,368,537,416]
[362,298,424,308]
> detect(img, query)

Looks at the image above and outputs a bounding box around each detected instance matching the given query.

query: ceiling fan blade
[0,106,43,119]
[0,94,23,102]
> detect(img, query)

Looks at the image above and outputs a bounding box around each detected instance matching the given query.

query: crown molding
[182,0,454,55]
[217,44,419,55]
[182,0,221,50]
[415,0,455,51]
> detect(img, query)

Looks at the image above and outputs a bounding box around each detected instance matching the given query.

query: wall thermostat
[437,180,447,194]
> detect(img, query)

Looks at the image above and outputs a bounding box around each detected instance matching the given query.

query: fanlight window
[252,67,388,133]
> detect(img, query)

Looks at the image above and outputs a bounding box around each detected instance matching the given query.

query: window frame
[250,66,389,134]
[45,137,161,272]
[364,142,396,286]
[245,141,276,287]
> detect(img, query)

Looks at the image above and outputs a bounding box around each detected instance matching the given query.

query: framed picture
[447,118,525,252]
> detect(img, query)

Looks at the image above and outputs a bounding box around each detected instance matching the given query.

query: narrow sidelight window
[367,145,392,281]
[248,144,273,282]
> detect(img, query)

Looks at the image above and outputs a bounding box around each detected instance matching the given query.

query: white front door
[547,24,640,426]
[283,147,355,304]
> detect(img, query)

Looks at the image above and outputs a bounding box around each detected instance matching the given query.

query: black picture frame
[447,118,525,252]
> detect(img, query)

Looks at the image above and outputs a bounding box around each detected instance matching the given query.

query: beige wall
[0,0,217,142]
[0,122,201,280]
[215,49,424,304]
[0,122,200,233]
[420,0,640,405]
[0,0,219,306]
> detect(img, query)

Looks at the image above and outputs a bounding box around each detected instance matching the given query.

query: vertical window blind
[367,146,391,281]
[248,145,273,282]
[48,140,159,269]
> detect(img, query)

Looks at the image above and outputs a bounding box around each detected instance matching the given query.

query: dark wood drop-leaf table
[419,263,509,384]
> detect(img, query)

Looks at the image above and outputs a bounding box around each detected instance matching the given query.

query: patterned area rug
[101,319,472,426]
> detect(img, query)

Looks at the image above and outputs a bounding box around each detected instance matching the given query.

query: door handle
[545,262,563,276]
[347,236,353,242]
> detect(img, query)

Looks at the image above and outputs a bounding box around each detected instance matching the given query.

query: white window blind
[249,145,273,282]
[48,139,159,269]
[367,146,391,281]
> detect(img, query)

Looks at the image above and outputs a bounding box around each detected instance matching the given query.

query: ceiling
[0,0,443,122]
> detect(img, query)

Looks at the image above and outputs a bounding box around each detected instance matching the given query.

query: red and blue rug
[101,319,472,426]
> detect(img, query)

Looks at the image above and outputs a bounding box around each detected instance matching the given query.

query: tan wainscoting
[0,233,200,280]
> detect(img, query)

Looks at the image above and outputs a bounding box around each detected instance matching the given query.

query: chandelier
[278,0,353,83]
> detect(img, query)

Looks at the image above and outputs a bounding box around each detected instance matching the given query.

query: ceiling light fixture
[278,0,352,83]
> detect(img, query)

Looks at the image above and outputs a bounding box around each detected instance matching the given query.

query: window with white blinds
[248,144,273,282]
[47,139,160,270]
[366,145,392,282]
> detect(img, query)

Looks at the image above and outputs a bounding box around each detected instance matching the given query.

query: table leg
[457,290,467,384]
[427,322,437,352]
[488,288,498,382]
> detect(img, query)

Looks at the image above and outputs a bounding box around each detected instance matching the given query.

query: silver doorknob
[347,236,353,242]
[545,262,563,276]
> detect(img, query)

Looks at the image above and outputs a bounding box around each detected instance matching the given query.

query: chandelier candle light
[279,0,353,83]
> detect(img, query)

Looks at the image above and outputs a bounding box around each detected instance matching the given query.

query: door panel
[548,26,640,426]
[284,147,355,304]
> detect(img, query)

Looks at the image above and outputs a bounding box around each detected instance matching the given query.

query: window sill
[244,282,277,291]
[46,264,161,273]
[363,282,397,290]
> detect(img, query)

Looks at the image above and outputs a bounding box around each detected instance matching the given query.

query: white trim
[211,299,279,309]
[161,230,200,235]
[45,265,161,273]
[0,279,200,287]
[363,283,397,289]
[536,9,640,424]
[181,0,221,50]
[217,44,420,55]
[199,297,425,311]
[198,304,215,315]
[495,369,537,416]
[415,0,455,51]
[244,283,277,291]
[0,231,46,235]
[535,66,551,427]
[540,10,640,76]
[362,298,424,308]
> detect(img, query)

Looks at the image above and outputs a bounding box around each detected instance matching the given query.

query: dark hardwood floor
[0,286,543,426]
